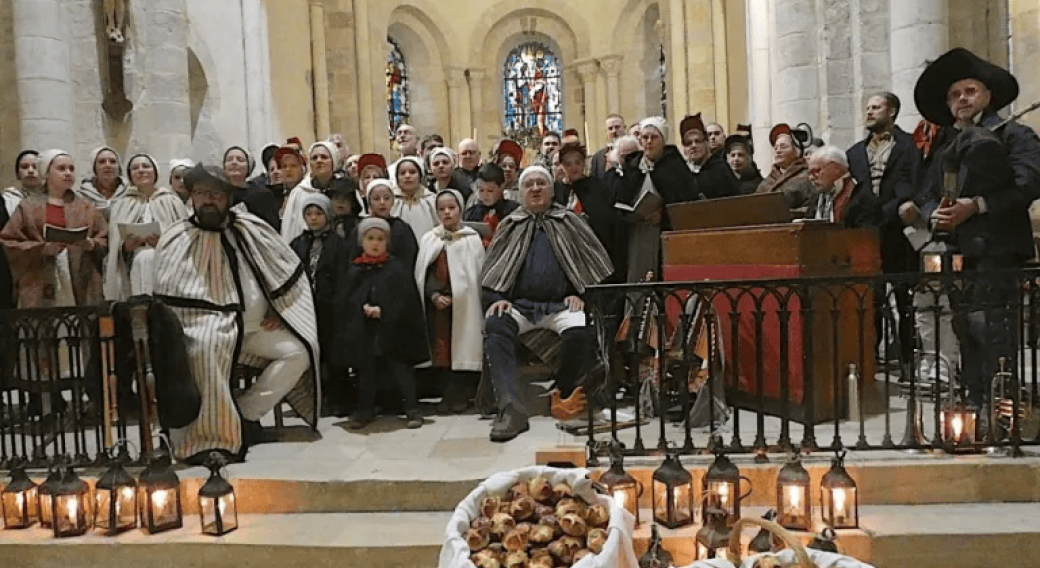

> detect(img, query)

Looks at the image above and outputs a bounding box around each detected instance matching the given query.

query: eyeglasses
[947,85,983,103]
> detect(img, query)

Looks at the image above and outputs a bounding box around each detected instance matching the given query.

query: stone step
[37,455,1040,517]
[4,504,1040,568]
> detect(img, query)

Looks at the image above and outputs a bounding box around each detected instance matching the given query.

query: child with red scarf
[335,217,429,429]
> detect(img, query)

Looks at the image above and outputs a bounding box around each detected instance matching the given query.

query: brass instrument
[990,357,1040,441]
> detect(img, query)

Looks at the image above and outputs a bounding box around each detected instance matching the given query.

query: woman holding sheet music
[0,149,108,309]
[103,153,189,301]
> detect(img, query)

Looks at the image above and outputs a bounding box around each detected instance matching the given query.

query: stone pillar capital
[599,54,624,77]
[574,58,600,81]
[466,68,486,81]
[445,67,467,88]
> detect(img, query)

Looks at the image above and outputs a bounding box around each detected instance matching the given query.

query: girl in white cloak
[391,156,439,240]
[103,153,189,300]
[414,189,485,413]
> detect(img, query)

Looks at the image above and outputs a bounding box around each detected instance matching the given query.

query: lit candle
[67,498,79,528]
[218,497,227,517]
[952,416,963,440]
[153,490,169,521]
[787,486,803,516]
[833,488,846,520]
[16,492,23,511]
[718,483,729,507]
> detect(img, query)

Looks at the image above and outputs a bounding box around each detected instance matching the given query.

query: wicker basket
[726,517,816,568]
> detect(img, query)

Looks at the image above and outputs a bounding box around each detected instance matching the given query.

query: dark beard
[195,206,228,230]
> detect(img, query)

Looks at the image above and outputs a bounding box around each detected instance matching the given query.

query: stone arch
[386,5,451,139]
[187,48,207,139]
[612,0,666,122]
[470,1,591,63]
[476,9,581,142]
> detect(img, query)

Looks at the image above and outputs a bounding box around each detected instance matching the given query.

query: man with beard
[846,93,919,370]
[681,113,739,199]
[153,165,320,464]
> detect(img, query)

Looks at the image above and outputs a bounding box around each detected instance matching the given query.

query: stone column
[772,0,819,128]
[890,0,948,130]
[1011,0,1040,131]
[668,0,689,136]
[243,0,273,152]
[310,3,331,141]
[353,0,376,152]
[747,0,773,175]
[445,67,467,147]
[11,0,75,150]
[467,69,485,143]
[711,0,730,128]
[575,59,600,148]
[599,55,624,115]
[135,0,192,167]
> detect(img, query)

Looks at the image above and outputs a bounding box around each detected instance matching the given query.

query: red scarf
[352,253,389,266]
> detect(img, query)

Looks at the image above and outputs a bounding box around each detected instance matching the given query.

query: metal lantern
[941,405,977,448]
[598,450,641,525]
[638,524,673,568]
[696,505,731,562]
[776,454,811,531]
[94,445,137,535]
[138,450,183,534]
[748,509,781,554]
[2,463,38,529]
[920,240,963,274]
[198,453,238,536]
[37,465,61,528]
[702,452,750,527]
[651,452,694,529]
[820,452,858,529]
[51,467,92,538]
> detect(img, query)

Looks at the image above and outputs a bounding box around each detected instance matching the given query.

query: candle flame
[833,488,846,515]
[67,497,79,528]
[152,489,168,509]
[952,416,963,439]
[613,490,626,508]
[718,483,729,506]
[15,492,23,510]
[788,486,802,511]
[218,497,227,516]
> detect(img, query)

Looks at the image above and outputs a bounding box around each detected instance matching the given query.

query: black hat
[723,134,752,155]
[184,164,238,194]
[914,47,1019,127]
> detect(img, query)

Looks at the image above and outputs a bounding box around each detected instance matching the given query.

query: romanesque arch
[386,5,451,139]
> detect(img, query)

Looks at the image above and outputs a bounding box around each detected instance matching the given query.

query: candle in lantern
[786,486,803,515]
[833,488,846,520]
[718,482,729,507]
[613,490,627,509]
[67,497,79,529]
[952,415,964,440]
[153,489,169,520]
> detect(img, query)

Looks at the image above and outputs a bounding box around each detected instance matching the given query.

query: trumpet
[990,357,1040,441]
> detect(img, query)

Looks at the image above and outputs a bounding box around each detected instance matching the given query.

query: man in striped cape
[154,165,320,464]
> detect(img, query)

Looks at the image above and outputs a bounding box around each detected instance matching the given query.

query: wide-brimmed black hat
[914,48,1019,127]
[183,164,238,194]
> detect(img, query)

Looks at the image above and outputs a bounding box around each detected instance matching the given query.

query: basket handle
[727,517,817,568]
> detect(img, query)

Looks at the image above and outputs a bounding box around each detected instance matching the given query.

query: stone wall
[0,1,20,188]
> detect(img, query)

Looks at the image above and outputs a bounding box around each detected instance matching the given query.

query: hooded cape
[415,224,486,371]
[104,186,189,300]
[481,203,614,296]
[153,208,320,459]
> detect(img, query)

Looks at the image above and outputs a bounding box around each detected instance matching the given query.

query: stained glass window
[503,42,563,143]
[386,37,410,140]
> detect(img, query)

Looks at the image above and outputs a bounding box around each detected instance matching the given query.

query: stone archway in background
[386,5,451,144]
[187,48,207,140]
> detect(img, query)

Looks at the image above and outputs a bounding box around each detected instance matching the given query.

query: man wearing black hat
[153,165,321,464]
[914,48,1040,420]
[680,113,739,200]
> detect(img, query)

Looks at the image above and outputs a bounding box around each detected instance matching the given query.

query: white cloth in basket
[739,549,877,568]
[438,466,639,568]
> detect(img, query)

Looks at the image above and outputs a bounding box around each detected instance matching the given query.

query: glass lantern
[2,463,38,529]
[776,454,811,531]
[820,452,858,529]
[702,452,749,527]
[199,453,238,536]
[138,450,183,534]
[94,446,137,535]
[37,465,61,529]
[651,452,694,529]
[598,450,641,525]
[696,505,732,561]
[941,406,977,448]
[51,467,92,538]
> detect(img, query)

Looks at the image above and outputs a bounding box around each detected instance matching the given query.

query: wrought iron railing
[579,268,1040,465]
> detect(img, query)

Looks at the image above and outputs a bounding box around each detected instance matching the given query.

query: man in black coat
[804,145,879,229]
[847,92,920,368]
[590,114,627,181]
[680,113,740,200]
[914,48,1040,415]
[554,143,624,281]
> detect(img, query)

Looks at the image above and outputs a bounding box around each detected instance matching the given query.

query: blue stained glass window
[503,42,563,142]
[386,37,410,140]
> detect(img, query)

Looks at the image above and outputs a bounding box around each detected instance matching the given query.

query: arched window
[503,42,563,143]
[386,37,410,140]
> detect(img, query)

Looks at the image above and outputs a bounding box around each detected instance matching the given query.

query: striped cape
[481,203,614,295]
[103,186,189,301]
[153,207,320,459]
